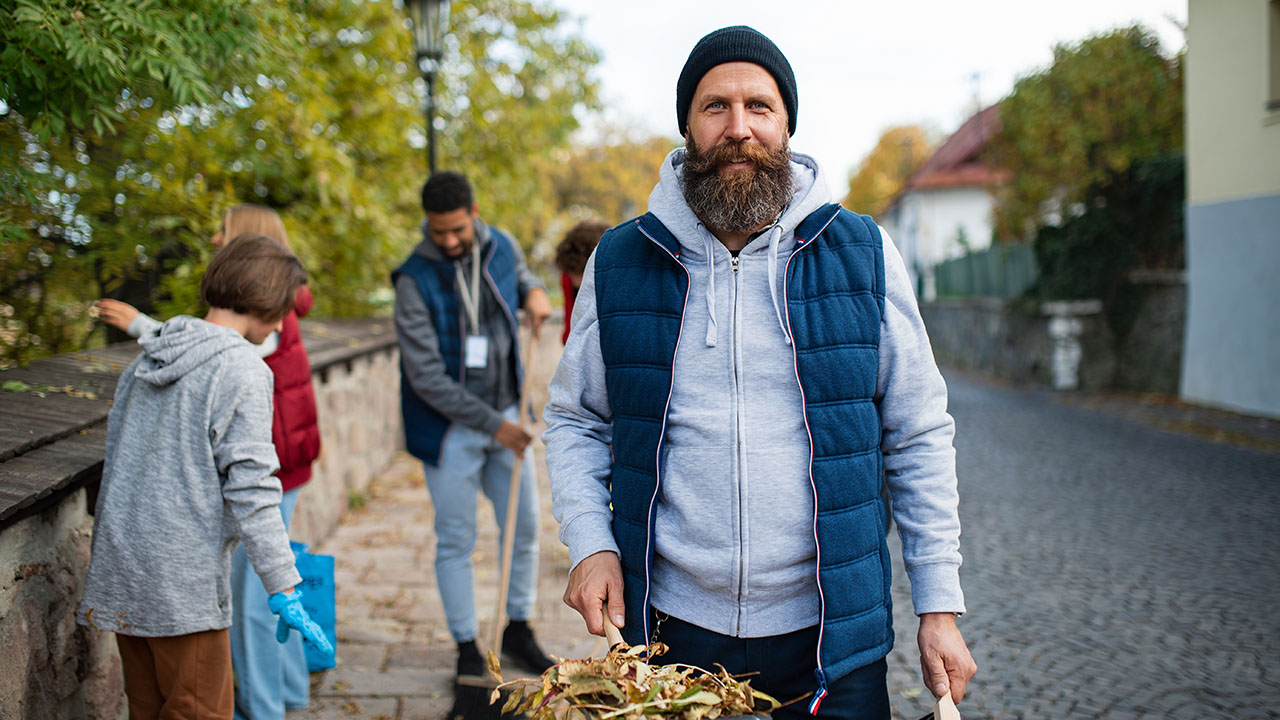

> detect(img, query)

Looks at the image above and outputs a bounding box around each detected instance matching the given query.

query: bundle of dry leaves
[488,641,780,720]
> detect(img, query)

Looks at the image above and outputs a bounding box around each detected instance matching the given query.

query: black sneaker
[456,639,485,678]
[501,620,554,673]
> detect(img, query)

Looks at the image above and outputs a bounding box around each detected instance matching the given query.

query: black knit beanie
[676,26,797,136]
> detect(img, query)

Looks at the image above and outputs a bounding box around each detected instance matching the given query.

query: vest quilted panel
[392,230,521,465]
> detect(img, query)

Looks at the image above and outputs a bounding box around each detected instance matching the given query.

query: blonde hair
[223,204,289,249]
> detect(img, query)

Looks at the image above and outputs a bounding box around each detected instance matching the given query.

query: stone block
[386,643,455,671]
[285,695,398,719]
[336,643,387,671]
[315,665,448,698]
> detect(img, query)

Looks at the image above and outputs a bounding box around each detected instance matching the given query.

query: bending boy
[79,235,331,719]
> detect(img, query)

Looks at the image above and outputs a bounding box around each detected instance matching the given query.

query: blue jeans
[230,488,309,719]
[649,610,890,720]
[425,404,539,642]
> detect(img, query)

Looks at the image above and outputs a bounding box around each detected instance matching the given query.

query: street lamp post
[406,0,450,173]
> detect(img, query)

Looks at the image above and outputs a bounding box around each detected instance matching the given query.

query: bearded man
[542,26,976,720]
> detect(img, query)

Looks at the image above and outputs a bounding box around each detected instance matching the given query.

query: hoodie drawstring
[766,225,793,346]
[701,223,792,348]
[702,226,718,348]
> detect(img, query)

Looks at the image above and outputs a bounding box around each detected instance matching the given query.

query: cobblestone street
[288,346,1280,720]
[886,371,1280,719]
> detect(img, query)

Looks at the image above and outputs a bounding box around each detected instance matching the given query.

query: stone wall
[921,277,1185,393]
[0,319,403,718]
[0,489,123,720]
[1116,274,1187,394]
[922,297,1117,391]
[289,331,402,546]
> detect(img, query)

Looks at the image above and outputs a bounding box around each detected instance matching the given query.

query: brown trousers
[116,629,235,720]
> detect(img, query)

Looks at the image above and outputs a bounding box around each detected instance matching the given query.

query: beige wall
[1186,0,1280,204]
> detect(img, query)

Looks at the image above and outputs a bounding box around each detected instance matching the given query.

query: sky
[551,0,1187,190]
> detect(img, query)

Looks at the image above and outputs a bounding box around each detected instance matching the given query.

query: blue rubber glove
[268,589,334,659]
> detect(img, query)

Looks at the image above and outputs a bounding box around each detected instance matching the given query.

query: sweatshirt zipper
[729,252,747,633]
[636,223,691,643]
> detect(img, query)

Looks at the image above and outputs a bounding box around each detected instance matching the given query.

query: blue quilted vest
[392,228,522,465]
[593,204,890,696]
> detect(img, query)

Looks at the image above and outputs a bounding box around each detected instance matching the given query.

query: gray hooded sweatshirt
[543,150,964,638]
[79,316,301,637]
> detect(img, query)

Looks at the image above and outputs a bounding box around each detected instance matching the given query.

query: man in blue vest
[542,27,976,720]
[392,171,554,678]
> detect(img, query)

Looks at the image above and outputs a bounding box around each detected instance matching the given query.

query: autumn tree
[843,125,936,217]
[551,130,676,224]
[986,25,1183,240]
[0,0,600,363]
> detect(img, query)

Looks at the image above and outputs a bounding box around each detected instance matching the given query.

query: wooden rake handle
[490,319,539,660]
[601,600,625,648]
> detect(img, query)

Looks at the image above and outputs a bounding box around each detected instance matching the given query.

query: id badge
[465,334,489,369]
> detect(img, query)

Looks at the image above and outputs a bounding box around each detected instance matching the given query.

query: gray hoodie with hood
[543,149,964,639]
[79,316,301,637]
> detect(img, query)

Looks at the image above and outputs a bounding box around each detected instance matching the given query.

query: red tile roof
[906,104,1009,191]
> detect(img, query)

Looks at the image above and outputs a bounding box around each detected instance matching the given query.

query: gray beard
[681,138,794,235]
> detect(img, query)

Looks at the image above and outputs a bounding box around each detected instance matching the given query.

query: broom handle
[490,319,538,659]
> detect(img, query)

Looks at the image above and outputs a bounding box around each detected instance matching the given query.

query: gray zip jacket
[394,218,544,434]
[543,150,964,638]
[79,316,301,636]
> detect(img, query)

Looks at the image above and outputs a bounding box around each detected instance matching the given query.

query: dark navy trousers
[649,610,890,720]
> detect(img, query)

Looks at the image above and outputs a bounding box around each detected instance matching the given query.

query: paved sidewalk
[287,331,600,720]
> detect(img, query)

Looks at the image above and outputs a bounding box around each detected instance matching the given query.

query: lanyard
[455,239,482,332]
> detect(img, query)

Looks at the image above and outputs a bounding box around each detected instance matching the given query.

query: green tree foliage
[986,26,1183,240]
[0,0,600,364]
[842,125,935,217]
[0,0,278,139]
[1033,152,1184,305]
[437,1,601,255]
[0,0,280,360]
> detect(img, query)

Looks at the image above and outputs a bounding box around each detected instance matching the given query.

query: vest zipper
[780,206,841,713]
[635,223,692,643]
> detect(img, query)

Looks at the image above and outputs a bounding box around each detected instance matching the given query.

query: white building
[1180,1,1280,418]
[880,105,1008,300]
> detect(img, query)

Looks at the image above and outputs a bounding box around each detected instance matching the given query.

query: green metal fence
[934,244,1038,298]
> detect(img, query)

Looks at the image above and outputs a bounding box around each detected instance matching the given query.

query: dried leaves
[488,642,779,720]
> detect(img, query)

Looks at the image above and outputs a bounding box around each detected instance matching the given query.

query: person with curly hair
[554,220,610,344]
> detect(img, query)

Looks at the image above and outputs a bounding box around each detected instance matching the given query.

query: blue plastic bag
[291,541,337,671]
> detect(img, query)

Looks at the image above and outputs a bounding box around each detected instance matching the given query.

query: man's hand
[95,299,140,333]
[918,612,977,703]
[524,288,553,339]
[564,550,625,637]
[494,419,533,454]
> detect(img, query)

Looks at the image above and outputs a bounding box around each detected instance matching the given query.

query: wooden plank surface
[0,425,107,524]
[301,319,397,371]
[0,347,125,460]
[0,318,396,528]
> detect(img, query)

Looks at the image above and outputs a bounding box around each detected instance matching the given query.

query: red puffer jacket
[264,285,321,492]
